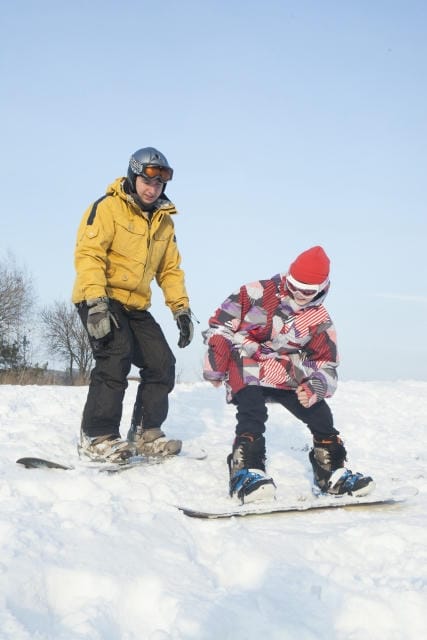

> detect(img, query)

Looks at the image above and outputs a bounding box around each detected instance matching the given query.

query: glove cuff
[87,296,109,308]
[173,308,191,321]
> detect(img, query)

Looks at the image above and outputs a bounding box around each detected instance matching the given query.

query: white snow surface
[0,380,426,640]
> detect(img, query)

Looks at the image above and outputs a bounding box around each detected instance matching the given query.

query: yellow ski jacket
[72,177,190,314]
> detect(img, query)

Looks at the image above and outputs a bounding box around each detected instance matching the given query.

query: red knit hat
[289,246,330,284]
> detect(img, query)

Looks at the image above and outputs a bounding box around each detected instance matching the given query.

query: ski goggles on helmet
[141,164,173,182]
[286,273,328,297]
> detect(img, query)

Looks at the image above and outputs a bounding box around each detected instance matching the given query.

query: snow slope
[0,380,426,640]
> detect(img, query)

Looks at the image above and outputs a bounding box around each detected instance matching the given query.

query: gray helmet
[127,147,173,190]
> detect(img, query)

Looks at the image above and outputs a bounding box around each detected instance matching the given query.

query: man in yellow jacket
[73,147,193,462]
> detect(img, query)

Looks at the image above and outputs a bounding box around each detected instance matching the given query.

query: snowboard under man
[203,246,374,503]
[73,147,193,462]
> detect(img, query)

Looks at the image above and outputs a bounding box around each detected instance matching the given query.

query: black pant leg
[129,311,176,429]
[78,301,134,437]
[233,386,268,436]
[264,388,339,437]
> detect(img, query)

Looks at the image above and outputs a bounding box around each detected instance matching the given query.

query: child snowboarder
[203,246,374,503]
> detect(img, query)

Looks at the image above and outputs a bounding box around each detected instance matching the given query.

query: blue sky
[1,0,426,381]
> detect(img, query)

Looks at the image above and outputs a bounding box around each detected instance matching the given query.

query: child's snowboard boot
[309,435,375,497]
[227,433,276,504]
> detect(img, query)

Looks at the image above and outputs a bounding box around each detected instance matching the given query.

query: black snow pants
[233,385,340,440]
[78,300,175,438]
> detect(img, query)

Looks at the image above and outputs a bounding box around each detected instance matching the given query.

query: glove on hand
[174,310,194,348]
[86,297,115,343]
[296,382,320,408]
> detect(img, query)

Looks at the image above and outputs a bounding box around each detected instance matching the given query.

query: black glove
[86,297,118,345]
[174,310,194,348]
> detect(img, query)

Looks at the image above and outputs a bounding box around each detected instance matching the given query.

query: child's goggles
[286,273,328,297]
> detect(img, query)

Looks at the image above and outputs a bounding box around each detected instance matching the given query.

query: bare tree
[41,301,93,383]
[0,254,35,371]
[0,254,33,333]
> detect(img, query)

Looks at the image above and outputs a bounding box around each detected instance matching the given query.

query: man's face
[135,175,164,206]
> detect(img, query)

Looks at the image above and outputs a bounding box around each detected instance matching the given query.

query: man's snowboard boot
[309,435,375,497]
[227,433,276,504]
[127,424,182,457]
[127,394,182,457]
[79,430,136,463]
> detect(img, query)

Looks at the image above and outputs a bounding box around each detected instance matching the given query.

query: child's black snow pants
[232,385,340,439]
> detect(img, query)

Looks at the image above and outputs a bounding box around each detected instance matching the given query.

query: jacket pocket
[110,221,147,261]
[107,222,147,290]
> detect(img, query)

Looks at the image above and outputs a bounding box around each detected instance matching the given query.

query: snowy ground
[0,380,426,640]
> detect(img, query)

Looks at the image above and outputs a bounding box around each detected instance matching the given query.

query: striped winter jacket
[203,273,339,404]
